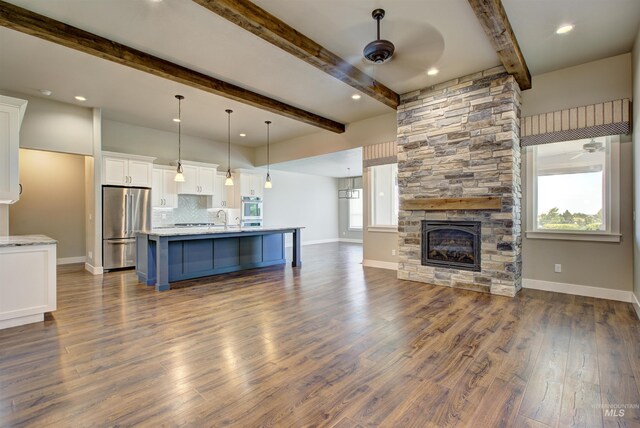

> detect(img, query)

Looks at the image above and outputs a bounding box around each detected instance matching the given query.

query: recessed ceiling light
[74,95,87,101]
[427,68,439,76]
[172,118,181,123]
[556,24,574,34]
[39,89,52,96]
[239,133,247,137]
[351,94,361,100]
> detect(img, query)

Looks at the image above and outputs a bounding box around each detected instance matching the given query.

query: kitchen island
[0,235,57,329]
[136,226,302,291]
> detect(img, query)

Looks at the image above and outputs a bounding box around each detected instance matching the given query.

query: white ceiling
[503,0,640,75]
[270,148,362,178]
[0,0,639,150]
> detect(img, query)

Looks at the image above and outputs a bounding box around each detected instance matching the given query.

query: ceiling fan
[569,139,605,160]
[363,9,395,64]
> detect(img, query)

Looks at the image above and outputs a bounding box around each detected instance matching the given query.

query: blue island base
[136,228,302,291]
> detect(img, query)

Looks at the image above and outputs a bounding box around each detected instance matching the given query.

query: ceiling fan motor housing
[363,8,395,64]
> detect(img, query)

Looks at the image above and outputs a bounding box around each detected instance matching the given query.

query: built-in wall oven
[241,196,263,227]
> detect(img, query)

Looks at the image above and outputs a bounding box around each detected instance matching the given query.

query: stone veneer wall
[397,66,522,297]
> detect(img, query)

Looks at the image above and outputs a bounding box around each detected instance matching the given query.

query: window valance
[520,98,631,147]
[363,141,397,167]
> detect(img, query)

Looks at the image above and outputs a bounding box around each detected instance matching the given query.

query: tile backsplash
[152,195,240,227]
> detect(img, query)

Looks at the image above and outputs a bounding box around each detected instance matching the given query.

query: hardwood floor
[1,242,639,427]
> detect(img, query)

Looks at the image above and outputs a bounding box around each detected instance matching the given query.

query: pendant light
[224,109,234,186]
[174,95,185,182]
[264,120,272,189]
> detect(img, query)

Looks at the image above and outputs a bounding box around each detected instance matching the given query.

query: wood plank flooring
[1,242,639,427]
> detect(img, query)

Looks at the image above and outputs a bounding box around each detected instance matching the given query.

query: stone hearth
[397,66,522,297]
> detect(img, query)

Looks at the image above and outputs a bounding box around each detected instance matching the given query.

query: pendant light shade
[264,120,272,189]
[174,95,185,182]
[225,109,234,186]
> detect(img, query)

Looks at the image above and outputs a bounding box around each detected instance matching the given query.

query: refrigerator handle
[130,194,135,234]
[124,193,129,234]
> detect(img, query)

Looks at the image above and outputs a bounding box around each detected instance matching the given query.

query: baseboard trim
[522,278,633,303]
[363,259,398,271]
[286,238,340,248]
[57,256,86,265]
[632,292,640,320]
[84,262,104,275]
[339,238,363,244]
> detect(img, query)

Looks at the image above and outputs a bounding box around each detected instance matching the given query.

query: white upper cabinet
[236,171,264,199]
[102,152,155,187]
[0,95,27,204]
[212,172,236,208]
[152,167,178,208]
[175,161,218,196]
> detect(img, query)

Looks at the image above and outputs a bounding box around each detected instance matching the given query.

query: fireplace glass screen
[421,221,481,271]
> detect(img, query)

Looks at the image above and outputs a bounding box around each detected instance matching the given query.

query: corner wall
[522,53,633,293]
[633,29,640,314]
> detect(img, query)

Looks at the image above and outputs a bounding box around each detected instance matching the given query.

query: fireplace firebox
[421,221,481,272]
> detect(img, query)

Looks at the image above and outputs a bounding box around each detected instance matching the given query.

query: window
[526,136,620,241]
[348,190,363,230]
[369,163,398,230]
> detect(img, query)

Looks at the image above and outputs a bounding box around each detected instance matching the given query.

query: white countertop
[0,235,57,247]
[139,226,304,237]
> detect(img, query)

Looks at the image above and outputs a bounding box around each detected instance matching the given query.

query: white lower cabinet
[0,242,56,330]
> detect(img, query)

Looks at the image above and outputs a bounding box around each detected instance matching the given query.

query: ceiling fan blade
[570,152,585,160]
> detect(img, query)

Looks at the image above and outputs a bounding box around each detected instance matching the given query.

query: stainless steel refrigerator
[102,186,151,270]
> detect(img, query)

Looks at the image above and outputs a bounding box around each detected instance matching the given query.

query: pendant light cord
[227,110,231,171]
[178,98,181,163]
[266,121,271,174]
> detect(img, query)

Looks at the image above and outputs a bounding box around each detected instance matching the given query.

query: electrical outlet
[392,249,397,256]
[554,263,562,273]
[342,231,346,236]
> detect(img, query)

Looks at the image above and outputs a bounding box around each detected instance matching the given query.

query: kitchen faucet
[216,210,228,227]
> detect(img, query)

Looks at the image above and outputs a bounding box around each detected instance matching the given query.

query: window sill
[348,228,363,232]
[525,230,621,242]
[367,226,398,233]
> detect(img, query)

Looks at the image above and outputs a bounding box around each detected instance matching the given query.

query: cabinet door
[226,178,237,208]
[177,165,198,194]
[212,175,225,207]
[151,169,163,208]
[198,167,216,195]
[103,157,128,185]
[238,173,252,197]
[128,160,152,187]
[0,97,25,204]
[252,174,264,199]
[162,169,178,208]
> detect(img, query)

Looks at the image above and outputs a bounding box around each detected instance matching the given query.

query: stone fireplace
[397,66,522,297]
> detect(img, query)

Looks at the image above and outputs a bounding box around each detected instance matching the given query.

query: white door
[199,167,216,195]
[103,157,128,185]
[151,169,163,208]
[177,165,198,194]
[162,169,178,208]
[128,160,152,187]
[0,97,25,204]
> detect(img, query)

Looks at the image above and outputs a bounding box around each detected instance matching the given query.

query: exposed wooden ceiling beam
[467,0,532,90]
[0,0,345,133]
[192,0,400,109]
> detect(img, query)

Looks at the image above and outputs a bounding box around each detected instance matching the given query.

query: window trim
[525,136,620,242]
[347,188,363,231]
[367,163,399,231]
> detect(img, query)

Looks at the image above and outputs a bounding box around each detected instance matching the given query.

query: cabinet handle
[19,184,22,195]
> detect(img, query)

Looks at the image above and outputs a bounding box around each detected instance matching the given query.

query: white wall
[522,53,633,292]
[102,119,254,168]
[262,170,339,245]
[0,90,93,155]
